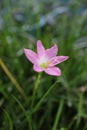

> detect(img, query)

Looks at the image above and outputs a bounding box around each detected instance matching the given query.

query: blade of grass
[68,116,76,130]
[0,58,28,103]
[12,95,33,130]
[75,93,83,129]
[32,80,59,113]
[3,109,13,130]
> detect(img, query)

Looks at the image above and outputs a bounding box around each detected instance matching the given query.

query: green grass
[0,0,87,130]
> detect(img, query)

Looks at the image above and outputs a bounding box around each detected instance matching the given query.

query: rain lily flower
[24,40,69,76]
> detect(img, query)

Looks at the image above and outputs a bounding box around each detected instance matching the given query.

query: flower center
[40,61,51,69]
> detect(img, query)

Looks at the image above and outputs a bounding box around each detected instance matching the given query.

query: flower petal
[50,56,69,66]
[46,44,58,58]
[44,67,61,76]
[33,64,44,72]
[24,49,38,64]
[37,40,46,58]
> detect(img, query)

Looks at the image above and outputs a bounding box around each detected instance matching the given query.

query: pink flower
[24,40,69,76]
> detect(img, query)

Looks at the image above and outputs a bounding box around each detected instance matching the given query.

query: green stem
[52,98,64,130]
[32,80,59,113]
[31,73,42,108]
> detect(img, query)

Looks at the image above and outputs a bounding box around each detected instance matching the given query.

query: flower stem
[31,73,42,109]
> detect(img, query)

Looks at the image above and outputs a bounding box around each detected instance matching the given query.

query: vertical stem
[31,73,42,109]
[52,98,64,130]
[30,73,42,130]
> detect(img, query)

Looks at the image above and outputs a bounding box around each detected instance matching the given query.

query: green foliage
[0,0,87,130]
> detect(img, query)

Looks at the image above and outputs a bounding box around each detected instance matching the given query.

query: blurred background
[0,0,87,130]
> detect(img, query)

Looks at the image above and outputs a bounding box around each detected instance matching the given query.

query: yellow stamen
[40,61,51,69]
